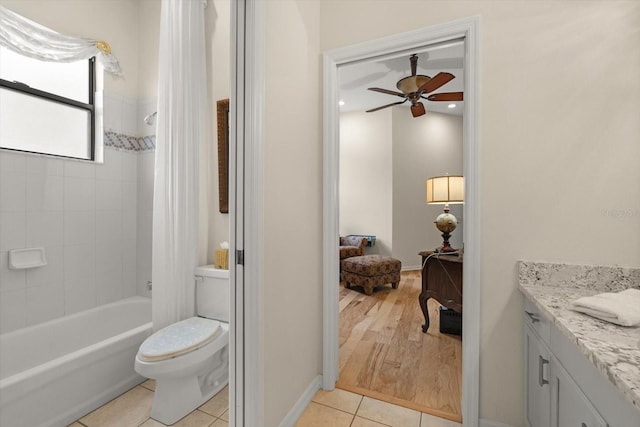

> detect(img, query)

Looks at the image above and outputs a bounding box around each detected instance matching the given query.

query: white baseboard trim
[401,265,422,272]
[279,375,322,427]
[479,419,515,427]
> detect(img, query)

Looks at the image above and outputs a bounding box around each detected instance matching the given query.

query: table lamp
[426,175,464,253]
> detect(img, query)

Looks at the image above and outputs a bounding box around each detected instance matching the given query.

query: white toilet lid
[138,317,221,362]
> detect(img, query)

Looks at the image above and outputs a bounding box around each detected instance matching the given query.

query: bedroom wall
[339,109,393,256]
[392,109,463,269]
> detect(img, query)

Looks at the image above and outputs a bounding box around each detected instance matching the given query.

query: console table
[418,250,463,333]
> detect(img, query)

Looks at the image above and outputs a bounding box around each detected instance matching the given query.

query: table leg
[419,292,430,333]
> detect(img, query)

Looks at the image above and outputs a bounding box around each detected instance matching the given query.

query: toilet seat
[138,317,221,362]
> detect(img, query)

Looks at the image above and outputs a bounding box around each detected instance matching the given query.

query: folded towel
[571,289,640,327]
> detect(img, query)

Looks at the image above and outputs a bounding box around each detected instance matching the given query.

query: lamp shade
[426,175,464,204]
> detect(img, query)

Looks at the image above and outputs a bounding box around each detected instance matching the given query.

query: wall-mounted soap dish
[8,248,47,269]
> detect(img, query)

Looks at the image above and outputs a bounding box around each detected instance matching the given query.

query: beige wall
[263,1,323,425]
[392,109,463,268]
[340,109,393,256]
[1,0,140,98]
[259,1,640,425]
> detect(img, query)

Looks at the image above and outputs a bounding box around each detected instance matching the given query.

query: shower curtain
[152,0,208,330]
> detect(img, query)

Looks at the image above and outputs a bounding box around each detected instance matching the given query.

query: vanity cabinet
[524,298,640,427]
[525,324,551,427]
[551,359,607,427]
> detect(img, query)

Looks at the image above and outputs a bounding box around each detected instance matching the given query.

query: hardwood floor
[337,270,462,423]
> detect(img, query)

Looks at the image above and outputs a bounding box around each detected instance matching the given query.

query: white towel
[571,289,640,327]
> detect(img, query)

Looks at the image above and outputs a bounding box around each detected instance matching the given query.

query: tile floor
[296,388,461,427]
[69,382,460,427]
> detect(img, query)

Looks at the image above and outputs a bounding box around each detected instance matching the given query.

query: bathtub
[0,296,152,427]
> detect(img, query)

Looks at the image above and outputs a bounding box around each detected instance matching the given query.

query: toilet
[135,265,230,425]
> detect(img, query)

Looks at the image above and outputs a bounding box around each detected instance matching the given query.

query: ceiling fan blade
[410,102,426,118]
[366,100,407,113]
[368,87,407,98]
[425,92,464,102]
[418,72,455,94]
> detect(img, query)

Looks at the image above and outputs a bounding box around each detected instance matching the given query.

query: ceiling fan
[366,54,463,118]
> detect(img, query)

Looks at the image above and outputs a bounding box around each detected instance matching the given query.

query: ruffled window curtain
[152,0,209,330]
[0,5,122,75]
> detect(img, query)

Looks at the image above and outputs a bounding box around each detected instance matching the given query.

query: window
[0,45,100,161]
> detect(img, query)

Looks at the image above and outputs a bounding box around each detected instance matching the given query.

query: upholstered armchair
[339,235,368,260]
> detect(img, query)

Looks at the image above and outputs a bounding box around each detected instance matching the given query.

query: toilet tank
[194,265,230,322]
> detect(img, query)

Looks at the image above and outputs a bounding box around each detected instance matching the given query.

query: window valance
[0,5,122,76]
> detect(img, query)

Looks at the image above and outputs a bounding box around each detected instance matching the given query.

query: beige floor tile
[141,379,156,391]
[220,409,229,421]
[420,413,461,427]
[139,409,216,427]
[211,419,229,427]
[352,416,391,427]
[198,385,229,418]
[294,402,354,427]
[67,423,84,427]
[311,388,363,414]
[357,397,421,427]
[80,386,153,427]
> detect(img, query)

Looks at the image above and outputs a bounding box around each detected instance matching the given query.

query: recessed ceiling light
[448,103,456,109]
[339,100,345,106]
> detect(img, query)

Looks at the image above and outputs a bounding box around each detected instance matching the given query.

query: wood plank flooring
[337,270,462,423]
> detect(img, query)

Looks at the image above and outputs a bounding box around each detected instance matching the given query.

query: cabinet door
[525,325,551,427]
[551,358,608,427]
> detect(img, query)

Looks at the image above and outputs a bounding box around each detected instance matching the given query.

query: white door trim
[230,0,266,425]
[322,16,481,426]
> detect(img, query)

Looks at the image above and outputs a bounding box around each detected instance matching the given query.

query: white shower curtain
[152,0,208,330]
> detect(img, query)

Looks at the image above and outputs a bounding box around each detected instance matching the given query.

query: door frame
[322,16,481,426]
[230,0,266,425]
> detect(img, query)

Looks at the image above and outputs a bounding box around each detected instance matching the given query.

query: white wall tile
[122,151,138,182]
[64,244,96,314]
[0,288,27,333]
[122,209,137,238]
[25,155,64,176]
[26,174,64,212]
[25,246,63,288]
[137,209,154,240]
[0,171,26,212]
[121,98,138,136]
[96,179,122,211]
[26,282,65,326]
[0,251,26,291]
[0,150,26,172]
[64,211,96,245]
[122,180,138,211]
[96,210,122,244]
[0,212,26,252]
[26,212,64,247]
[64,159,95,178]
[96,272,123,305]
[122,238,138,297]
[96,148,123,180]
[64,177,96,211]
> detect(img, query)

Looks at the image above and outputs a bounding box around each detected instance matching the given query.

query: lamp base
[436,231,457,253]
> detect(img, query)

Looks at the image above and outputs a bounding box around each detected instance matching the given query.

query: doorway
[322,17,480,426]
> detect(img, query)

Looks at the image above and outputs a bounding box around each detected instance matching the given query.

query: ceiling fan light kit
[367,53,463,118]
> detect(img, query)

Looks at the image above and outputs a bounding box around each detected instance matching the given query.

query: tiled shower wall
[0,95,155,334]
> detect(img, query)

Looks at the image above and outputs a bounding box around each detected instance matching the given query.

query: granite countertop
[519,261,640,411]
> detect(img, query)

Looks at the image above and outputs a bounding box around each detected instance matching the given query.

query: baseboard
[401,265,421,272]
[279,375,322,427]
[479,419,515,427]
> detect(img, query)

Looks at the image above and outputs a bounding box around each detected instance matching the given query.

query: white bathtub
[0,296,152,427]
